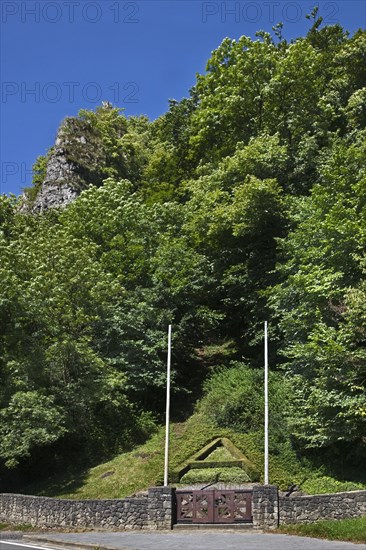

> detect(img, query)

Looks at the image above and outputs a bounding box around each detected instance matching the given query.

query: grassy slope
[23,413,366,500]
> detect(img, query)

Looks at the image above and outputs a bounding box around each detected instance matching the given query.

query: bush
[198,362,290,450]
[302,476,366,495]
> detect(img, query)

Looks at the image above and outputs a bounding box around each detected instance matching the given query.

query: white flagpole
[264,321,269,485]
[164,324,172,486]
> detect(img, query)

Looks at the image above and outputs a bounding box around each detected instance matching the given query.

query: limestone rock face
[29,142,81,213]
[21,115,108,214]
[20,104,129,214]
[30,181,80,214]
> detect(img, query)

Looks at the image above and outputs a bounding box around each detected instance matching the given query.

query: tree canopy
[1,16,366,483]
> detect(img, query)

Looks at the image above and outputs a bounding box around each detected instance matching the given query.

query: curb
[23,535,128,550]
[0,532,25,540]
[173,523,255,530]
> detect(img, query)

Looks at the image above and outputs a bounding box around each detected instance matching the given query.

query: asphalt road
[1,531,365,550]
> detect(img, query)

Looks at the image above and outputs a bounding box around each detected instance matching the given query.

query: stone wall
[148,487,173,529]
[279,490,366,525]
[1,487,365,529]
[0,487,173,530]
[252,485,279,529]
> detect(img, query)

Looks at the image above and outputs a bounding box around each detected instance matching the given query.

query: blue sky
[1,0,365,195]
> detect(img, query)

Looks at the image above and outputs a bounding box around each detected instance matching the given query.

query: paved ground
[2,530,363,550]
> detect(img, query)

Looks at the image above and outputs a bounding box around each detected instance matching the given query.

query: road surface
[1,530,365,550]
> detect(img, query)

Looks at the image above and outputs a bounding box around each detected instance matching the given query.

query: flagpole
[264,321,269,485]
[164,324,172,486]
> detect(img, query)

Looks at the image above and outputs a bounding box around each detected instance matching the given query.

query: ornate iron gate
[176,489,252,524]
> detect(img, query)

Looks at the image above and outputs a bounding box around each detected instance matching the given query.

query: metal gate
[175,489,252,524]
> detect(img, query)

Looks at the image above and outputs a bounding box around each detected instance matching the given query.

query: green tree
[268,131,366,453]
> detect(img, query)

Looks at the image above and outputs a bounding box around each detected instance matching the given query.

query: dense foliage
[1,13,365,486]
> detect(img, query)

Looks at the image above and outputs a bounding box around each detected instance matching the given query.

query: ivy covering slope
[0,11,365,489]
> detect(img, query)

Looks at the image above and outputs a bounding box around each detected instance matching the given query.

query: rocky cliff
[21,104,126,214]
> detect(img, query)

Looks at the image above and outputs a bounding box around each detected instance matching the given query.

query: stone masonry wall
[279,490,366,525]
[2,487,365,529]
[147,487,173,529]
[252,485,279,529]
[0,488,174,530]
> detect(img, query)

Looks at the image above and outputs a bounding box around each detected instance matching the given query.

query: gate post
[148,487,175,530]
[252,485,279,529]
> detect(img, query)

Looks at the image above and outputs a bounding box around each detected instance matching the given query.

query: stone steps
[173,522,254,530]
